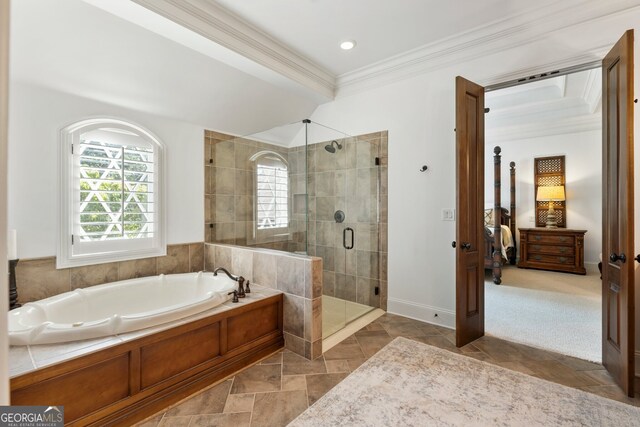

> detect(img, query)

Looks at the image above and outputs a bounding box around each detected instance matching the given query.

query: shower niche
[204,120,388,339]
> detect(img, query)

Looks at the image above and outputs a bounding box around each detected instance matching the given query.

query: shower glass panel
[205,121,307,251]
[205,120,384,341]
[307,124,380,339]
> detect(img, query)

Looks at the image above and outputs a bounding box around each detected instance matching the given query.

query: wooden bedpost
[493,146,502,284]
[510,161,517,265]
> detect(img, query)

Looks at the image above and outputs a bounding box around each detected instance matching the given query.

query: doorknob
[635,254,640,263]
[461,242,472,250]
[451,241,456,248]
[609,252,627,263]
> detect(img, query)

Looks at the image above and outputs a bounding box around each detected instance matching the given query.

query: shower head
[324,140,342,153]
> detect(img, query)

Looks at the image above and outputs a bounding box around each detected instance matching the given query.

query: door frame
[456,48,637,395]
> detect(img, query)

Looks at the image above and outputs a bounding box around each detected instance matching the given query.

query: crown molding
[583,68,603,114]
[336,0,640,97]
[132,0,336,100]
[486,114,601,143]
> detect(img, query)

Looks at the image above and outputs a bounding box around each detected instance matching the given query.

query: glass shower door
[310,127,380,339]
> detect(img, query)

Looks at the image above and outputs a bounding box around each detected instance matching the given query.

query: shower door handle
[343,227,354,250]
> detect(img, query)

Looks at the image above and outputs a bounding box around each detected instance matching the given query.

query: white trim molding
[97,0,640,101]
[336,0,640,97]
[387,297,455,330]
[57,117,167,268]
[131,0,336,100]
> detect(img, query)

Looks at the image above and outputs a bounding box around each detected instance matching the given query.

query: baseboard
[387,298,455,329]
[584,262,600,275]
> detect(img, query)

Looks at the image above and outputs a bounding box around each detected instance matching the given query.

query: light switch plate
[442,209,455,221]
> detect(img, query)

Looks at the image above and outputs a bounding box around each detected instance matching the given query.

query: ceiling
[10,0,319,136]
[212,0,547,76]
[9,0,617,140]
[485,68,602,142]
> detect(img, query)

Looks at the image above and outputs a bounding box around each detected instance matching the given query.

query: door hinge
[71,144,74,154]
[374,286,380,295]
[374,157,380,166]
[71,234,74,245]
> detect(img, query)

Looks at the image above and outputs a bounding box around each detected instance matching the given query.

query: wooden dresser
[518,228,587,275]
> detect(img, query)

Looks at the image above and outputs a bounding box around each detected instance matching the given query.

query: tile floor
[136,313,640,427]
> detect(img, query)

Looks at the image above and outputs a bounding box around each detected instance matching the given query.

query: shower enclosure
[204,120,388,340]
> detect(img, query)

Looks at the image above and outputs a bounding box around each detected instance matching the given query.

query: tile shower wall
[205,243,322,359]
[204,130,305,251]
[15,243,205,303]
[204,129,388,310]
[307,132,388,311]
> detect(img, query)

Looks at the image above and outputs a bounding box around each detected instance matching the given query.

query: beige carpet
[485,267,601,362]
[290,337,640,427]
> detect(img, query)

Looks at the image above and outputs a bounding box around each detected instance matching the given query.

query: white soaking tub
[8,272,237,346]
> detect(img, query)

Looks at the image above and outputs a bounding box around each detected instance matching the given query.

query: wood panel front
[140,323,220,389]
[11,294,284,427]
[12,354,130,423]
[227,303,279,350]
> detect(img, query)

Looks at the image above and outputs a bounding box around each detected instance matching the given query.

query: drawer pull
[610,283,621,293]
[533,255,542,261]
[559,247,568,254]
[560,237,569,243]
[559,257,568,263]
[534,235,542,241]
[532,245,541,251]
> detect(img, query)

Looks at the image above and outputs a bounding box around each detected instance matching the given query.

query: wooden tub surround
[10,287,284,427]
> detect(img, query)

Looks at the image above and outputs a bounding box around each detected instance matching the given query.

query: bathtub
[9,272,237,346]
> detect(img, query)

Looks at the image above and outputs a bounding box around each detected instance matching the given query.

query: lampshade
[536,185,565,201]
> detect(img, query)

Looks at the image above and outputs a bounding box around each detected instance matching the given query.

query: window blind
[256,164,288,229]
[76,139,155,241]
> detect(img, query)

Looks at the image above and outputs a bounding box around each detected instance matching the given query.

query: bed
[484,147,516,285]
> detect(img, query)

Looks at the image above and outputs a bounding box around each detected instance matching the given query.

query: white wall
[7,82,204,259]
[1,0,10,405]
[309,13,640,330]
[484,130,602,267]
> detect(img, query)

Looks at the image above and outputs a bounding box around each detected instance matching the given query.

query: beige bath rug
[290,337,640,427]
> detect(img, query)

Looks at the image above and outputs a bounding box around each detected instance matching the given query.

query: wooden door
[455,76,485,347]
[602,29,635,397]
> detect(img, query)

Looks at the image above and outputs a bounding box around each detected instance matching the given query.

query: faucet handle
[237,276,246,298]
[227,290,239,303]
[245,280,251,294]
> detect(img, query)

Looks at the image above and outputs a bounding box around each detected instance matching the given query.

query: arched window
[58,118,165,268]
[253,151,289,234]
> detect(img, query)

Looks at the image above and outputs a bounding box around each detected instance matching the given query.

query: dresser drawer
[527,233,574,245]
[527,244,574,256]
[527,253,574,265]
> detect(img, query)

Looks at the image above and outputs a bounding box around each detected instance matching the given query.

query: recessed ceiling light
[340,40,356,50]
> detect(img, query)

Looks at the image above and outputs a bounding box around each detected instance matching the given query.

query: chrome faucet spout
[213,267,238,281]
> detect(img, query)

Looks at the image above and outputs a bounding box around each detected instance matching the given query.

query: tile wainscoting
[14,243,205,303]
[205,243,322,359]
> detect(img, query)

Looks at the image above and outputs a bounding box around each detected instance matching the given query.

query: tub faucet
[213,267,238,281]
[237,276,246,298]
